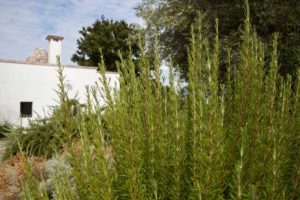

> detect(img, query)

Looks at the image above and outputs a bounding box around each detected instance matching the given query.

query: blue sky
[0,0,143,64]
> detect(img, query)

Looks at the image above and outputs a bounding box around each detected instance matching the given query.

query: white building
[0,35,119,126]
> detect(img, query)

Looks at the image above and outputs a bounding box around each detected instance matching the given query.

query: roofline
[0,59,119,74]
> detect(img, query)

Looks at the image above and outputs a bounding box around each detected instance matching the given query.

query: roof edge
[0,59,119,74]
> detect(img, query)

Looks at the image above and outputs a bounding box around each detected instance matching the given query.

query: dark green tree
[72,16,141,71]
[136,0,300,80]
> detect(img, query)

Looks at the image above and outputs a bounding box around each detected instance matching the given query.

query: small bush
[1,120,60,161]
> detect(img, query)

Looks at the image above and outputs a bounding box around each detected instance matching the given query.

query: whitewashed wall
[0,60,119,126]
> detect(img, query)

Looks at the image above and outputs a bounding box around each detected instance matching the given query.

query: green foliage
[1,120,60,162]
[72,16,141,71]
[21,156,49,200]
[20,3,300,199]
[136,0,300,80]
[0,122,12,138]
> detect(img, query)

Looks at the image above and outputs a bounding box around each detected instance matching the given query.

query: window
[20,102,32,117]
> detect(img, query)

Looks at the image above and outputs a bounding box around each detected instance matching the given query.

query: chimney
[46,35,64,64]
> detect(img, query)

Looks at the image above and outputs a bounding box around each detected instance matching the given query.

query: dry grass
[0,154,46,200]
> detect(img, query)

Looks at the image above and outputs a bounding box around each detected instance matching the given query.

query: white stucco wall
[0,60,119,126]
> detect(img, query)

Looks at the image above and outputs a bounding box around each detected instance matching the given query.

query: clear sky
[0,0,143,64]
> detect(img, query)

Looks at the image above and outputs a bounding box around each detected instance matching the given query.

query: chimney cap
[46,35,64,41]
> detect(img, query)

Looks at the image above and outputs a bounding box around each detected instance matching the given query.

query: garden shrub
[18,2,300,199]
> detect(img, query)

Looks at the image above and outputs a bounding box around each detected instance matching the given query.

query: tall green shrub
[21,1,299,199]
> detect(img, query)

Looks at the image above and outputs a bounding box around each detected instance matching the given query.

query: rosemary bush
[21,3,299,199]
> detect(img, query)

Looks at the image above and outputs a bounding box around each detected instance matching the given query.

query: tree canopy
[136,0,300,79]
[72,17,140,71]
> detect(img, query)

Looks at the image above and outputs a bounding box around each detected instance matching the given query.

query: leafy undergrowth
[0,123,12,139]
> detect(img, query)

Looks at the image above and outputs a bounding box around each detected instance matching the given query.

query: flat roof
[0,59,119,74]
